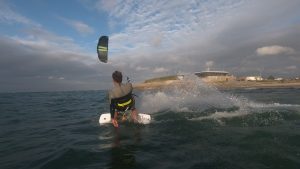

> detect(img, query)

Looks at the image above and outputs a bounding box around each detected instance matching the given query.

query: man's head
[112,71,122,83]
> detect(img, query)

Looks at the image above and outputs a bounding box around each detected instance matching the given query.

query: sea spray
[139,74,238,113]
[138,74,300,126]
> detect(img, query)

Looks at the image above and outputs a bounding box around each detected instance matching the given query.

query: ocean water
[1,79,300,169]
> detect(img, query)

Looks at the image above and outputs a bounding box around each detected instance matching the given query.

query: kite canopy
[97,36,109,63]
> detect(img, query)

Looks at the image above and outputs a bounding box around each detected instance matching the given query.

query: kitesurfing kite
[97,36,109,63]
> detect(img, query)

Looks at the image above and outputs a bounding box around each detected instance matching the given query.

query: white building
[245,76,263,81]
[275,78,283,81]
[195,71,236,82]
[177,75,184,80]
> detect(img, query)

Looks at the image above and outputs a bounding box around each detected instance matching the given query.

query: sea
[1,78,300,169]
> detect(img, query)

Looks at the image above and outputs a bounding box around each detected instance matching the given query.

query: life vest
[111,92,135,112]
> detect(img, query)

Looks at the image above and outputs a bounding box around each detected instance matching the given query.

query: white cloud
[70,21,94,35]
[256,45,295,56]
[60,17,94,35]
[0,34,108,91]
[95,0,118,12]
[102,0,245,57]
[48,76,65,80]
[153,67,168,73]
[0,2,95,64]
[136,66,149,71]
[2,0,300,92]
[10,27,97,66]
[285,65,297,70]
[0,1,39,26]
[205,61,214,69]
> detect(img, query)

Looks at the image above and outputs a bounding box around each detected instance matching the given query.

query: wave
[138,75,300,125]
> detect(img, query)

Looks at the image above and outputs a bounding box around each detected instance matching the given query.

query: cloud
[10,27,96,65]
[2,0,300,92]
[136,66,149,71]
[48,76,65,80]
[0,1,39,26]
[256,45,295,56]
[205,61,214,69]
[60,17,94,35]
[153,67,169,73]
[285,65,297,70]
[0,28,112,92]
[0,1,106,92]
[101,0,246,54]
[72,0,300,81]
[95,0,118,12]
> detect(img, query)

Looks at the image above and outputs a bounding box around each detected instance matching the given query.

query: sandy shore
[209,80,300,89]
[133,80,178,90]
[133,80,300,90]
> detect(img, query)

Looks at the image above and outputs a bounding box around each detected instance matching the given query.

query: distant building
[177,75,184,80]
[237,77,246,81]
[275,77,284,81]
[245,76,263,81]
[195,71,236,82]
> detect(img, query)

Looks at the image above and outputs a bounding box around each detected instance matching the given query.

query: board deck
[99,113,151,125]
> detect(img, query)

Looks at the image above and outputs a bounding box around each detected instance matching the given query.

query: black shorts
[110,93,135,118]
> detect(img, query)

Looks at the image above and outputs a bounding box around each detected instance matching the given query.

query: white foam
[190,110,249,121]
[138,74,300,121]
[139,74,235,113]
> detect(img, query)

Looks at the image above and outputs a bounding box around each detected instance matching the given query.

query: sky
[0,0,300,92]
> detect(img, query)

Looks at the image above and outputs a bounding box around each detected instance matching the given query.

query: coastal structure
[194,71,236,82]
[177,75,184,80]
[244,76,263,81]
[275,77,284,81]
[134,72,300,90]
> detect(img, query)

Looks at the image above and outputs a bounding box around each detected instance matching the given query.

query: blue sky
[0,0,300,92]
[1,0,110,53]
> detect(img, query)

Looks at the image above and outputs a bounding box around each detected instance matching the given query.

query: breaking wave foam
[138,75,300,122]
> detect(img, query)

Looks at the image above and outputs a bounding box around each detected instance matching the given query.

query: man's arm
[125,82,133,93]
[108,90,113,104]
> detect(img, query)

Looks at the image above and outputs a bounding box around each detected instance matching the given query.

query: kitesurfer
[109,71,138,127]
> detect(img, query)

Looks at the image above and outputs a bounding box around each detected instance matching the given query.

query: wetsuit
[109,83,135,118]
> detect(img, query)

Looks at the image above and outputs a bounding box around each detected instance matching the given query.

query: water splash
[139,74,235,113]
[138,74,300,125]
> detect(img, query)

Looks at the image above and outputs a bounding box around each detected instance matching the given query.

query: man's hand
[131,109,138,123]
[112,118,119,128]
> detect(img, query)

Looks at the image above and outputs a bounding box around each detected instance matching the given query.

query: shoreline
[209,80,300,90]
[133,80,300,90]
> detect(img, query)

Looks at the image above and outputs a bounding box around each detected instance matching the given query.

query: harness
[110,92,135,118]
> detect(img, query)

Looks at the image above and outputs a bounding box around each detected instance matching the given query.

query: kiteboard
[99,112,151,125]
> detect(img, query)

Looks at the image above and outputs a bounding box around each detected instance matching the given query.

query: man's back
[109,83,132,103]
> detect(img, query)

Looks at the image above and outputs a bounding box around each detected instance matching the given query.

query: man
[109,71,138,127]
